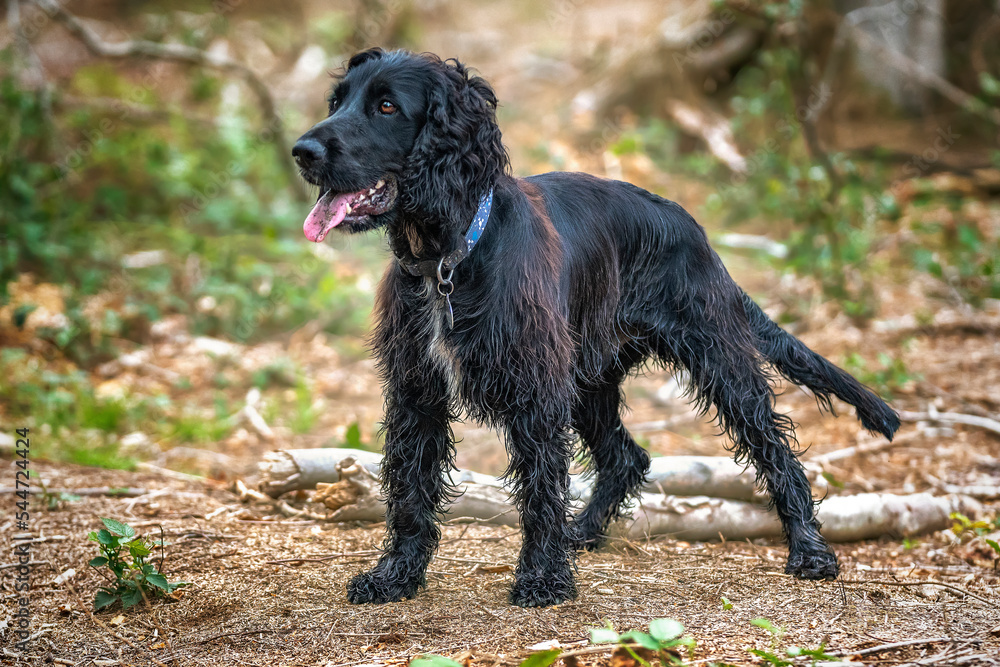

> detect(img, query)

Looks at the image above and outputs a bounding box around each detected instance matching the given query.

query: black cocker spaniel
[292,48,900,608]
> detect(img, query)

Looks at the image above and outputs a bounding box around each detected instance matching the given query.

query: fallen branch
[872,314,1000,340]
[262,449,768,502]
[838,579,995,608]
[259,448,385,498]
[623,491,981,543]
[925,485,1000,501]
[240,388,274,441]
[0,486,147,497]
[714,233,788,259]
[665,100,747,173]
[807,430,922,467]
[256,450,982,542]
[898,409,1000,438]
[830,636,980,658]
[308,458,517,527]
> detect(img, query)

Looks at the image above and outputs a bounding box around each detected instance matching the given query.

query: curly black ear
[402,56,509,228]
[348,47,384,70]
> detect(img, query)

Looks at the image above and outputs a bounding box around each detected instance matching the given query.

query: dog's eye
[379,100,397,115]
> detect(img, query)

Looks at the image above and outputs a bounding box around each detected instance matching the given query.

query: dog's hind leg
[569,369,651,550]
[656,315,838,580]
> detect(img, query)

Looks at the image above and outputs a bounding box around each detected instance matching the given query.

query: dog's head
[293,48,509,242]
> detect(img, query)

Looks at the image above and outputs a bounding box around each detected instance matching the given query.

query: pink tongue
[303,191,353,242]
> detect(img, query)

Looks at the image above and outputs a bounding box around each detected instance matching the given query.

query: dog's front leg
[346,349,453,604]
[504,410,577,608]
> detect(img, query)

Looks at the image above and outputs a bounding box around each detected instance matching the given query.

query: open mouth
[303,175,398,242]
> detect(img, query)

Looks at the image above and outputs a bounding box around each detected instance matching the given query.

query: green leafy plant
[950,512,1000,568]
[748,618,836,666]
[749,618,788,666]
[88,518,187,610]
[721,596,733,610]
[409,657,462,667]
[786,644,838,664]
[590,618,695,666]
[411,649,562,667]
[411,618,694,667]
[950,512,997,538]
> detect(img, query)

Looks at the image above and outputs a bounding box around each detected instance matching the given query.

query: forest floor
[6,273,1000,667]
[4,0,1000,665]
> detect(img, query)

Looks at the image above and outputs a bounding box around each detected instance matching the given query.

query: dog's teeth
[345,203,352,214]
[368,188,376,195]
[375,179,385,189]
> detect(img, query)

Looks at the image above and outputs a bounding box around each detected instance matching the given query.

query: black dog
[292,48,900,608]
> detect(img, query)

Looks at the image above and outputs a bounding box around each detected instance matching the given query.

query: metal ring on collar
[435,257,454,295]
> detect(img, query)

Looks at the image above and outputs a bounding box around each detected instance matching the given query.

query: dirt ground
[3,300,1000,667]
[3,460,1000,667]
[4,0,1000,665]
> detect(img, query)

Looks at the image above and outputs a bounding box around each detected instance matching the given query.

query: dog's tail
[741,292,901,441]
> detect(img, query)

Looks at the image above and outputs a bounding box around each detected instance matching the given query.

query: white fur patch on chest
[424,277,463,400]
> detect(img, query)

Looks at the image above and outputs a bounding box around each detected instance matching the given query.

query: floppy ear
[402,58,509,228]
[347,47,384,70]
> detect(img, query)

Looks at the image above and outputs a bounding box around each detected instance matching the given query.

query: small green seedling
[88,517,187,610]
[749,617,788,666]
[409,657,462,667]
[748,619,835,666]
[35,478,82,511]
[590,618,695,666]
[950,512,990,536]
[787,644,838,664]
[410,618,695,667]
[411,648,562,667]
[721,596,733,610]
[986,538,1000,557]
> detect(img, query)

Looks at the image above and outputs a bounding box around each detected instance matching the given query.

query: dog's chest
[423,277,463,399]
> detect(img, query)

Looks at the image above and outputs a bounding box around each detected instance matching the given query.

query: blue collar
[397,187,494,278]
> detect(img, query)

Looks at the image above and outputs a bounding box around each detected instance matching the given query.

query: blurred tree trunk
[837,0,946,114]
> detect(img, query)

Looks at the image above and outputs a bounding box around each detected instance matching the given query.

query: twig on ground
[135,462,222,486]
[839,579,994,607]
[240,388,275,441]
[808,430,921,466]
[0,560,49,570]
[264,550,381,565]
[190,626,314,645]
[898,409,1000,438]
[0,486,148,497]
[830,636,979,658]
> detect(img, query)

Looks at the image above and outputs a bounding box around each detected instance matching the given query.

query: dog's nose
[292,138,326,168]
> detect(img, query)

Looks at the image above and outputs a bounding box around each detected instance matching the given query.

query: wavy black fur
[292,48,900,608]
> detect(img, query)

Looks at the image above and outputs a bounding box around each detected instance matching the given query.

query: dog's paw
[568,527,605,551]
[567,516,608,551]
[785,550,839,580]
[509,569,577,608]
[346,567,422,604]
